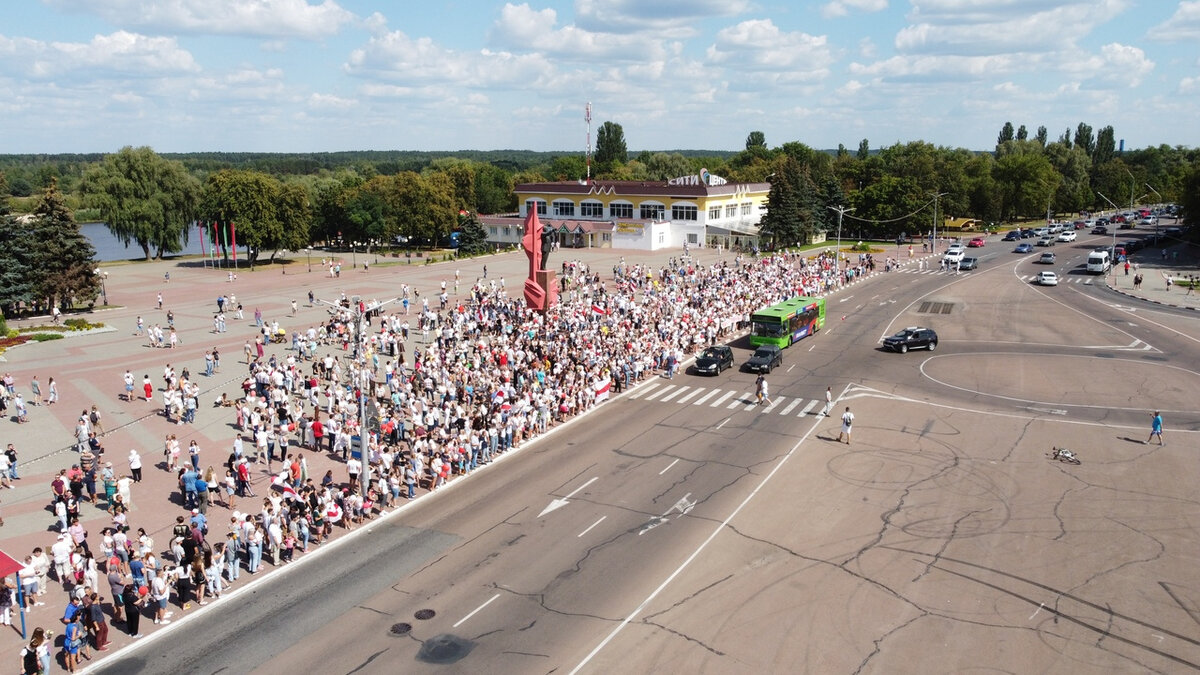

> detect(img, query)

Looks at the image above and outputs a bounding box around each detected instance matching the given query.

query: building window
[610,202,633,219]
[708,206,720,220]
[553,200,575,217]
[580,201,603,218]
[687,233,698,244]
[672,205,698,221]
[640,203,665,220]
[489,227,497,236]
[741,202,752,216]
[602,233,610,241]
[526,199,546,215]
[725,204,737,218]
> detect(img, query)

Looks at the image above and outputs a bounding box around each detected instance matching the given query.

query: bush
[850,241,872,252]
[30,333,65,342]
[64,318,88,329]
[0,313,6,336]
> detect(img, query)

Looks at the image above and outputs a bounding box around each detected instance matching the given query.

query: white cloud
[489,3,665,62]
[822,0,888,19]
[706,19,834,82]
[43,0,355,40]
[307,92,355,109]
[1179,76,1200,94]
[858,37,877,59]
[1150,0,1200,42]
[896,0,1129,55]
[0,31,198,78]
[575,0,751,37]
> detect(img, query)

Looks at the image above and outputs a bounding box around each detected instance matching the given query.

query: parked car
[1002,231,1022,241]
[1057,231,1077,242]
[1014,243,1034,253]
[881,327,939,353]
[959,256,979,270]
[1121,239,1142,252]
[967,237,986,247]
[1036,271,1059,286]
[692,345,734,375]
[1037,252,1057,264]
[743,345,783,373]
[1036,236,1056,247]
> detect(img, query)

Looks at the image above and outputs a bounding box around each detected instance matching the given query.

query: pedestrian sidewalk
[1105,244,1200,311]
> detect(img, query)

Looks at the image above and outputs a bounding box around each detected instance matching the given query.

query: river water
[83,222,208,262]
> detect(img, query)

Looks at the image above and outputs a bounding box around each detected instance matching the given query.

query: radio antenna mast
[585,102,592,184]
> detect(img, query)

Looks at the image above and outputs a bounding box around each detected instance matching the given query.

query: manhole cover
[390,623,412,636]
[416,634,474,664]
[414,609,436,620]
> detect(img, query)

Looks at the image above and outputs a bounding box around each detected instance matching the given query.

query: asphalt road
[92,232,1200,675]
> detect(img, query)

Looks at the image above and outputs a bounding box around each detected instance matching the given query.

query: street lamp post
[306,247,312,273]
[1097,192,1122,268]
[1145,183,1163,239]
[930,191,948,255]
[827,205,854,268]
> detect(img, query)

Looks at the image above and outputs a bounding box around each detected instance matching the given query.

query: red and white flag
[593,377,611,403]
[591,304,607,316]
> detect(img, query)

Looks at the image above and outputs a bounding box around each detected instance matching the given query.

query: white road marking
[709,391,736,407]
[1028,603,1045,621]
[657,386,688,403]
[538,476,599,517]
[628,383,660,399]
[739,395,756,410]
[674,388,704,404]
[839,296,854,302]
[578,516,606,538]
[454,593,500,628]
[693,389,721,405]
[762,397,784,413]
[714,418,728,430]
[798,400,818,416]
[641,385,676,401]
[779,399,802,415]
[658,458,680,475]
[571,385,853,673]
[787,364,795,372]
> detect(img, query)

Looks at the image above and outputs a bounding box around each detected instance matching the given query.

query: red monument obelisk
[521,207,557,311]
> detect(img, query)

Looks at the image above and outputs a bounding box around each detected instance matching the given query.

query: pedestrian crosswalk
[892,267,1096,284]
[623,381,828,417]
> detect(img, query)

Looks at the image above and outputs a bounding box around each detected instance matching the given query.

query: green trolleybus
[749,297,826,348]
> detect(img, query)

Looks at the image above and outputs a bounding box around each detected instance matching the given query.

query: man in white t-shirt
[837,406,854,444]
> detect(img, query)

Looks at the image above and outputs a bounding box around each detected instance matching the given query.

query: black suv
[744,345,783,373]
[882,327,938,353]
[692,345,734,375]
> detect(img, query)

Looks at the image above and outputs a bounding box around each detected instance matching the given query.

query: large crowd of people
[4,247,883,672]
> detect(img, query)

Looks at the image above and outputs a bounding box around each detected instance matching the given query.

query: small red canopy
[0,548,23,578]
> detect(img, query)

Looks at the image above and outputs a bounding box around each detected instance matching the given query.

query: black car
[1002,231,1021,241]
[692,345,734,375]
[1091,225,1108,235]
[744,345,783,373]
[882,327,938,353]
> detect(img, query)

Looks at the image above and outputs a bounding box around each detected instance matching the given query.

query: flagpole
[196,221,207,269]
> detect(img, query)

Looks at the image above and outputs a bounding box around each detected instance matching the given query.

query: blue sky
[2,1,1198,153]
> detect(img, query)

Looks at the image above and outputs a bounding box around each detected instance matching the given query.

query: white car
[1036,271,1059,286]
[1057,231,1077,242]
[943,249,965,264]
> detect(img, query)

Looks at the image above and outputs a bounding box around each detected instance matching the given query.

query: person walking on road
[1147,411,1164,445]
[821,386,833,416]
[837,406,854,444]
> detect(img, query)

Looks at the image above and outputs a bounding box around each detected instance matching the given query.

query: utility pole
[827,205,854,268]
[931,192,948,255]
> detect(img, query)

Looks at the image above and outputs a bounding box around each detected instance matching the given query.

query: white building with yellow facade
[480,173,770,251]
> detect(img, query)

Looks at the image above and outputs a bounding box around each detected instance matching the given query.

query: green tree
[274,181,313,256]
[0,172,38,315]
[759,155,806,247]
[850,175,926,238]
[996,122,1015,153]
[745,131,767,152]
[1181,160,1200,230]
[200,169,282,266]
[595,121,628,166]
[837,143,848,158]
[1094,125,1116,165]
[1074,123,1095,156]
[1045,142,1092,214]
[81,146,201,260]
[993,143,1061,220]
[1035,126,1049,147]
[643,153,693,181]
[857,138,870,160]
[1059,128,1073,148]
[474,163,515,214]
[1016,125,1028,141]
[456,210,491,255]
[28,179,99,311]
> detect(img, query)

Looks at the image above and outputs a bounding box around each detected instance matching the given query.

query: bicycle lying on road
[1049,447,1080,465]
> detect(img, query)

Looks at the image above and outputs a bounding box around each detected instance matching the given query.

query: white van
[1086,249,1111,274]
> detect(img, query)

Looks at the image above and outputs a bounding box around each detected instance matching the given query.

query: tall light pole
[1097,192,1121,264]
[313,296,399,511]
[930,191,948,254]
[827,205,854,267]
[1145,183,1163,239]
[306,247,312,273]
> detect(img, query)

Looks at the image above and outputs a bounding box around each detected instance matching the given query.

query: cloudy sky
[2,0,1198,154]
